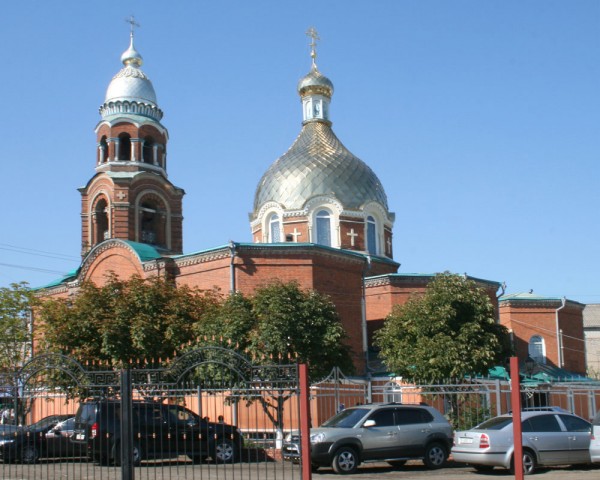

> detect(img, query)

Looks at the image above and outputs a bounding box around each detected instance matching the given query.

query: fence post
[299,363,312,480]
[121,367,134,480]
[510,357,524,480]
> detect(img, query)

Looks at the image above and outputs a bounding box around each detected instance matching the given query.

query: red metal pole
[299,363,312,480]
[510,356,524,480]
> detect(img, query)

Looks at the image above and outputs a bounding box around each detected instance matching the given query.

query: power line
[0,243,79,261]
[0,262,68,275]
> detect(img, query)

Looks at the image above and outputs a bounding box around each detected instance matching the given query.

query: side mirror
[363,419,376,428]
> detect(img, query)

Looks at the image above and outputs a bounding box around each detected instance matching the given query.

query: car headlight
[0,439,15,446]
[310,432,326,444]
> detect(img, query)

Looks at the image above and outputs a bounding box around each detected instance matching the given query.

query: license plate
[75,433,86,440]
[458,437,473,444]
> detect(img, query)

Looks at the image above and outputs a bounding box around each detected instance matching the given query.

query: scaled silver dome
[253,122,389,213]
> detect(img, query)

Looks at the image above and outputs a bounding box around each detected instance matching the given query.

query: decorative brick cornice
[174,248,232,269]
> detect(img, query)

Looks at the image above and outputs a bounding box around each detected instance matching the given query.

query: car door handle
[421,429,430,433]
[528,436,538,441]
[387,432,397,436]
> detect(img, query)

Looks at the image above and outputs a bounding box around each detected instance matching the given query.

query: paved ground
[2,459,600,480]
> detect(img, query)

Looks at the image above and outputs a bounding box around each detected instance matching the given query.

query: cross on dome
[305,27,320,68]
[125,15,140,36]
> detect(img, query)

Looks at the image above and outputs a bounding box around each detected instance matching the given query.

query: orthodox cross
[125,15,140,36]
[347,228,358,247]
[290,228,302,242]
[305,27,320,66]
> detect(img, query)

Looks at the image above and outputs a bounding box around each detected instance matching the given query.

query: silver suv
[283,403,453,474]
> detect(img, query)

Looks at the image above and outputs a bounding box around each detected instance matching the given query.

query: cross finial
[125,15,140,37]
[305,27,320,67]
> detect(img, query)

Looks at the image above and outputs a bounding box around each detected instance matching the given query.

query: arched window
[99,136,108,163]
[269,213,281,243]
[316,210,332,246]
[143,136,155,164]
[138,196,167,248]
[528,335,546,364]
[93,198,109,245]
[367,215,378,255]
[118,133,131,160]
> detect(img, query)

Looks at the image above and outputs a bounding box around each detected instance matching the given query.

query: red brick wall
[499,301,585,374]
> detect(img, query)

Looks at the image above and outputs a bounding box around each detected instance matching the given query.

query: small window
[269,214,281,243]
[99,136,108,163]
[118,133,131,160]
[367,215,378,254]
[143,136,155,164]
[528,335,546,364]
[316,210,331,246]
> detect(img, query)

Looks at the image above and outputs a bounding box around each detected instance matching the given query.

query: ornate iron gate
[0,348,304,480]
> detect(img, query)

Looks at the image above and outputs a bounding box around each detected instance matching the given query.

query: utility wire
[0,262,68,275]
[0,243,79,261]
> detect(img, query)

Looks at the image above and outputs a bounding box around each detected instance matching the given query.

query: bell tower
[79,21,184,257]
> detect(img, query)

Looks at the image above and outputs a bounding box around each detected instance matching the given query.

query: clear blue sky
[1,1,598,303]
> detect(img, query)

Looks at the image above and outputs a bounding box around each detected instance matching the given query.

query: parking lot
[2,460,600,480]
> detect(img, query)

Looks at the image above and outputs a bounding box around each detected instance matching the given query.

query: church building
[40,30,587,377]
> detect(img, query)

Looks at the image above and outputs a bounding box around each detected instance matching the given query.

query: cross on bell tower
[79,23,185,257]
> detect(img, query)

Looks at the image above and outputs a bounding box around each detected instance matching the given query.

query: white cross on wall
[117,191,127,200]
[347,228,358,247]
[291,228,302,242]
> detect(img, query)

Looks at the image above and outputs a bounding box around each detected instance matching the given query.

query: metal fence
[1,355,600,480]
[0,348,304,480]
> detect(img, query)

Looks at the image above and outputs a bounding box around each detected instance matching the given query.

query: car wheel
[214,438,238,463]
[387,460,407,468]
[423,442,447,469]
[332,446,359,474]
[20,445,39,464]
[113,442,143,467]
[511,449,537,476]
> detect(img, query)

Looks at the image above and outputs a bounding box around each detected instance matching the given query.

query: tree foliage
[38,276,353,379]
[38,274,219,366]
[247,281,353,378]
[0,282,36,372]
[374,273,511,382]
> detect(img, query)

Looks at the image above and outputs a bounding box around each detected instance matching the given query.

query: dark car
[0,414,74,463]
[283,402,453,474]
[72,400,241,466]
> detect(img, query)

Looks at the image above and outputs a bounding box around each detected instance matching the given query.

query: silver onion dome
[253,121,389,213]
[297,65,334,98]
[100,34,163,121]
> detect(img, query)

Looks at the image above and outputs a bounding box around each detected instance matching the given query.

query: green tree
[248,281,353,378]
[38,274,219,366]
[0,282,35,372]
[374,272,510,382]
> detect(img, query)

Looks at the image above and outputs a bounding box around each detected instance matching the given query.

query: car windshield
[475,416,513,430]
[321,408,369,428]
